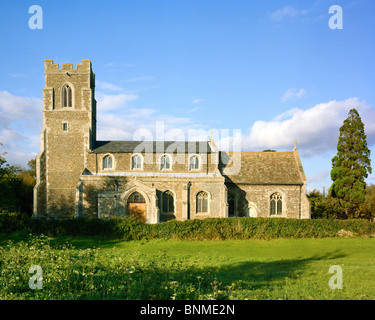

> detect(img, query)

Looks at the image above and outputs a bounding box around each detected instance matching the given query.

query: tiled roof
[92,141,212,154]
[219,151,305,185]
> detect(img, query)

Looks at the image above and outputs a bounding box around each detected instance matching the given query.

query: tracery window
[128,192,145,203]
[162,191,174,213]
[196,191,209,213]
[270,193,282,216]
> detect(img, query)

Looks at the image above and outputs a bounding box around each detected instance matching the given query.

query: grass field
[1,232,375,300]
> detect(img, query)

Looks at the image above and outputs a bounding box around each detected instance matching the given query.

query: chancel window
[196,191,209,214]
[270,193,282,216]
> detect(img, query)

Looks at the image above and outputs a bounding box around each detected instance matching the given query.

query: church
[33,59,310,222]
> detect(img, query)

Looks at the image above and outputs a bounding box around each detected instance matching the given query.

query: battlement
[44,59,92,74]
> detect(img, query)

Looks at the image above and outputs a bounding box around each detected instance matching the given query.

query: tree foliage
[0,143,36,216]
[330,109,372,218]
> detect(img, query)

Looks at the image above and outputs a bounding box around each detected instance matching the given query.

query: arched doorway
[127,191,146,222]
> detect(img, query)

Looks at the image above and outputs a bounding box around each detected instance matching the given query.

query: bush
[0,210,28,233]
[0,211,374,240]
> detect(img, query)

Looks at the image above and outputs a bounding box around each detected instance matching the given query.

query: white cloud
[125,76,154,83]
[97,109,194,142]
[103,62,135,68]
[307,169,329,183]
[192,98,203,104]
[243,97,375,156]
[96,81,124,92]
[0,91,42,167]
[271,6,308,20]
[0,91,41,121]
[10,73,27,78]
[95,92,138,111]
[186,106,200,114]
[95,91,195,141]
[282,88,307,102]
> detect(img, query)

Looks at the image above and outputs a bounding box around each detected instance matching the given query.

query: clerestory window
[189,155,200,170]
[160,155,171,170]
[132,154,143,170]
[103,155,113,170]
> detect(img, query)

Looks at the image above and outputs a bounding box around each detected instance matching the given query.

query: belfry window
[189,155,199,170]
[270,193,282,216]
[103,155,113,170]
[62,84,72,108]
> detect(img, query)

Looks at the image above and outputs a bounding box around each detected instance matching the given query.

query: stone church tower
[33,59,97,217]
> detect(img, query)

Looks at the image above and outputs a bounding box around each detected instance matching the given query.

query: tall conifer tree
[330,108,372,218]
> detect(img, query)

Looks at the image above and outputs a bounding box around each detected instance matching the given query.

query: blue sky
[1,0,375,192]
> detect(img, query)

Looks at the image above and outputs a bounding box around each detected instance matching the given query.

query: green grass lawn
[1,233,375,300]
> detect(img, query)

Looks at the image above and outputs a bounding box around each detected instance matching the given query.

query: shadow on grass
[54,251,347,300]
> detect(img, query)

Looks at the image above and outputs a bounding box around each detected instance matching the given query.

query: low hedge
[1,211,374,240]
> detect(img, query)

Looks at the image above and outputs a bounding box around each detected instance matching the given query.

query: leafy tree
[307,189,325,219]
[330,109,372,218]
[0,143,36,215]
[358,184,375,221]
[323,196,346,219]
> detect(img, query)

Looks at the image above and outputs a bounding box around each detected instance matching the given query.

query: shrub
[0,211,374,240]
[0,210,28,233]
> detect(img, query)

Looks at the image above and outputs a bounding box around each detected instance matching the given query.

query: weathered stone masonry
[34,59,310,222]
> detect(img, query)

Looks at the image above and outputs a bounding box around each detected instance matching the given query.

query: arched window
[128,192,145,203]
[189,155,200,170]
[270,193,282,216]
[228,192,235,217]
[162,191,174,213]
[102,155,113,170]
[132,154,142,169]
[196,191,209,214]
[62,84,72,108]
[160,155,171,170]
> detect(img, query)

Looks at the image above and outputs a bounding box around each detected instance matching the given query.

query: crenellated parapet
[44,59,92,74]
